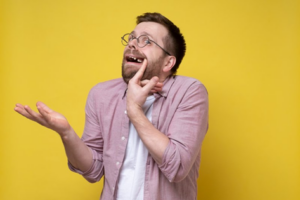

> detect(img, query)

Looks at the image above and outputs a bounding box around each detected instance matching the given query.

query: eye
[128,35,135,41]
[139,35,151,45]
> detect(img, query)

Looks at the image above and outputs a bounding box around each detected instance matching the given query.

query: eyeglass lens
[122,34,149,48]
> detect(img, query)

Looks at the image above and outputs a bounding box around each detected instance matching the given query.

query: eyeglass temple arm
[150,40,171,56]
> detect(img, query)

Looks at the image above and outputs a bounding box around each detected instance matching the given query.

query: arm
[14,102,93,172]
[158,82,208,182]
[126,60,208,181]
[127,106,169,165]
[126,59,169,164]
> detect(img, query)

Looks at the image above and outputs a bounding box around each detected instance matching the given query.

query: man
[14,13,208,200]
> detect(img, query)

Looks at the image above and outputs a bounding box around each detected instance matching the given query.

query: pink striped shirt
[69,75,209,200]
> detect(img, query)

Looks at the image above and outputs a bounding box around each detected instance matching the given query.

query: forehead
[132,22,168,40]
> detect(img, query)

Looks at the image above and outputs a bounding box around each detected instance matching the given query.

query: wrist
[127,103,143,119]
[59,126,74,142]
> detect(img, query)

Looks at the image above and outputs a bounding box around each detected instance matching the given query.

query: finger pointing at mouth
[132,59,148,81]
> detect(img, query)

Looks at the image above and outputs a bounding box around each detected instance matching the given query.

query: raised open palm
[14,102,71,135]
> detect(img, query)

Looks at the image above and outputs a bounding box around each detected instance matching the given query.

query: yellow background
[1,0,299,199]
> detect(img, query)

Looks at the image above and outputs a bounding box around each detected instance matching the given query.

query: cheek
[143,50,156,62]
[123,46,129,54]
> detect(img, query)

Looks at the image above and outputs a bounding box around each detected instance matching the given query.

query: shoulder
[171,75,207,93]
[170,76,208,109]
[173,75,203,85]
[90,78,126,94]
[162,75,208,105]
[92,78,126,90]
[87,78,127,102]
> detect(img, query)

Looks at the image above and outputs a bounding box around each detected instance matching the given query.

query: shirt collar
[155,75,176,98]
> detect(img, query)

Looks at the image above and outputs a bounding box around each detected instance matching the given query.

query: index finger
[131,59,148,82]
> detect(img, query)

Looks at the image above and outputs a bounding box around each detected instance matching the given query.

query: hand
[126,59,159,113]
[14,102,71,136]
[140,79,163,93]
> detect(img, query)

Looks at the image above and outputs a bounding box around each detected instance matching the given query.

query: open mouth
[126,56,144,63]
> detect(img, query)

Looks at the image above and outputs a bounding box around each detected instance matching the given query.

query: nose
[127,38,138,50]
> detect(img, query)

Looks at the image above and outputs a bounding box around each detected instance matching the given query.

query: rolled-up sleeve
[158,82,208,182]
[68,86,104,183]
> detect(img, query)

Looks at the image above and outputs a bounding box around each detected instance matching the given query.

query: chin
[122,70,137,84]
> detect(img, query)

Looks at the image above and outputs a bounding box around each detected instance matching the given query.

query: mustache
[123,49,146,58]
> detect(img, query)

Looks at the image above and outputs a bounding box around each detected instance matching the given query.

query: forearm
[14,102,94,172]
[60,128,93,172]
[128,107,169,165]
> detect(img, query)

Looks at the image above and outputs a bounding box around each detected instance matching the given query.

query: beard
[122,49,165,84]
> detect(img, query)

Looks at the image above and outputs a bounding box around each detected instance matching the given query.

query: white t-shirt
[116,95,155,200]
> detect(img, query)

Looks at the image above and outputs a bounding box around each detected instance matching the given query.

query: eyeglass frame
[121,33,171,56]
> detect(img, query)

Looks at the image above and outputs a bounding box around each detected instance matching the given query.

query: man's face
[122,22,169,84]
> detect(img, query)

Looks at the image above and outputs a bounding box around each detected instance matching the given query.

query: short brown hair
[137,13,186,74]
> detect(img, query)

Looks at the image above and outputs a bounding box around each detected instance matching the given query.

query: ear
[163,56,176,73]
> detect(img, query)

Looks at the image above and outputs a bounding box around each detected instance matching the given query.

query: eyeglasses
[121,33,171,56]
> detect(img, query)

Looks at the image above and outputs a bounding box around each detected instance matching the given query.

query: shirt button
[124,110,127,114]
[121,136,125,140]
[116,162,120,165]
[112,187,115,190]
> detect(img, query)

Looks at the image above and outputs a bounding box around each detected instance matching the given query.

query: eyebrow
[131,31,155,40]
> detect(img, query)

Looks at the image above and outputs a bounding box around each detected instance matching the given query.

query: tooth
[137,59,142,63]
[133,57,137,60]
